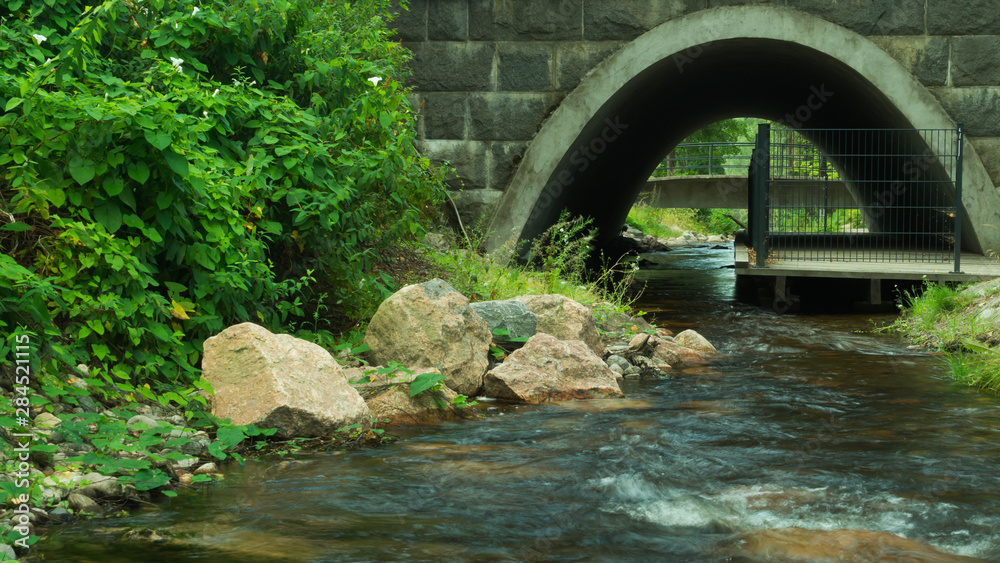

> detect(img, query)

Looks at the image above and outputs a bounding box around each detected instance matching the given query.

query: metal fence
[654,141,755,176]
[748,124,964,272]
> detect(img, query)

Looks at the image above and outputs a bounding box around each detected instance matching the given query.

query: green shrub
[0,0,443,384]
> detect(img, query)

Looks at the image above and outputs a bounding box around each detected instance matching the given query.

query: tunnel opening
[519,37,953,259]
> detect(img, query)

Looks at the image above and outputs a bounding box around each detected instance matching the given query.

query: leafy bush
[0,0,443,384]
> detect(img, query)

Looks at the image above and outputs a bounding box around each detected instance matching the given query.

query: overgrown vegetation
[426,212,641,311]
[626,204,746,238]
[1,0,444,383]
[0,0,445,544]
[894,280,1000,394]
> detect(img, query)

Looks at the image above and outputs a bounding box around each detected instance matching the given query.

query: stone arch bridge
[392,1,1000,255]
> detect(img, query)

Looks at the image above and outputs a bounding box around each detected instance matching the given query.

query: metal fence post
[751,123,770,267]
[954,124,964,273]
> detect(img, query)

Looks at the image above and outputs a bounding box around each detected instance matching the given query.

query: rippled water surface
[38,245,1000,562]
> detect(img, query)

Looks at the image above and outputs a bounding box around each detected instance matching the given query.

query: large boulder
[716,527,984,562]
[470,299,537,347]
[484,334,624,403]
[202,323,370,438]
[364,279,491,396]
[514,294,603,355]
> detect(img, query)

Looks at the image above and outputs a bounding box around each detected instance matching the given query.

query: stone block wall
[393,0,1000,202]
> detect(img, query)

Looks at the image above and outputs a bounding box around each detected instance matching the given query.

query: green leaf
[207,441,226,460]
[156,191,174,210]
[5,98,22,111]
[122,214,144,229]
[0,222,31,232]
[409,372,446,397]
[68,156,96,185]
[144,130,171,150]
[162,150,189,177]
[94,202,123,233]
[102,176,124,196]
[217,426,244,449]
[127,161,150,184]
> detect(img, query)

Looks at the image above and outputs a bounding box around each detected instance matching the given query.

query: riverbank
[0,217,661,560]
[893,278,1000,393]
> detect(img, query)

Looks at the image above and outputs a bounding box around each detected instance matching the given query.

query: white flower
[169,57,183,72]
[211,88,219,97]
[32,34,47,45]
[192,6,200,16]
[104,93,108,101]
[249,80,256,87]
[368,76,382,86]
[202,110,208,119]
[44,58,51,65]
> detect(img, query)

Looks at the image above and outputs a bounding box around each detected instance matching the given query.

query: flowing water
[38,245,1000,562]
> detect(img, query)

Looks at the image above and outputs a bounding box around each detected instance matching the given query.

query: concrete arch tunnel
[485,6,1000,256]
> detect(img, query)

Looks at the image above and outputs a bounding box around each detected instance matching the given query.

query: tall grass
[897,281,1000,395]
[946,350,1000,395]
[897,281,972,334]
[424,213,641,313]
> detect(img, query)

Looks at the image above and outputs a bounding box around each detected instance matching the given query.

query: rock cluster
[198,278,722,431]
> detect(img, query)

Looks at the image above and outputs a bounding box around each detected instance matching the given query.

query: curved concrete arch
[487,6,1000,255]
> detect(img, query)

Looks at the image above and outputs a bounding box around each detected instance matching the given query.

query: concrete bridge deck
[734,240,999,283]
[639,174,852,209]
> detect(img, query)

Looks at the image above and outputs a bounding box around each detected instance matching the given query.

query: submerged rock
[67,493,102,515]
[484,333,623,403]
[364,279,491,396]
[203,322,370,438]
[717,527,985,562]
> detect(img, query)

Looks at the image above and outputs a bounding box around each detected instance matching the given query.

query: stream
[37,245,1000,562]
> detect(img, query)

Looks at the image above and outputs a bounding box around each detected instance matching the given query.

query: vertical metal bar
[752,123,770,267]
[955,124,964,273]
[709,143,714,175]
